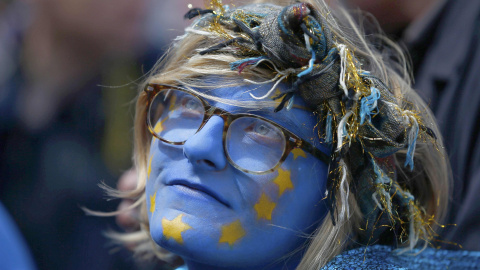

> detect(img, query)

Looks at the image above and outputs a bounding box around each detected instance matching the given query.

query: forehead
[194,83,321,146]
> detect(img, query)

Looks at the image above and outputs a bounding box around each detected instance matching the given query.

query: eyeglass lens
[149,89,287,172]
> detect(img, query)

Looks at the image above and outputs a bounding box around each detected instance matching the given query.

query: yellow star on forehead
[270,88,283,104]
[254,193,276,220]
[219,220,246,246]
[147,156,153,179]
[162,214,192,245]
[291,148,307,160]
[273,167,293,197]
[273,87,282,97]
[149,192,156,214]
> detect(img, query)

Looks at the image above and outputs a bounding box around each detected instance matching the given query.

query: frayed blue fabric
[359,87,380,125]
[322,245,480,269]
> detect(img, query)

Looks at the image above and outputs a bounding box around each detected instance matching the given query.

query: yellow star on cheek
[149,192,156,214]
[254,193,276,220]
[162,214,192,245]
[219,220,246,246]
[147,156,153,179]
[273,168,293,197]
[291,148,307,160]
[154,117,168,134]
[168,94,177,111]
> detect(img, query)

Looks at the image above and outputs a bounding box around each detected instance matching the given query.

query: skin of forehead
[193,83,325,150]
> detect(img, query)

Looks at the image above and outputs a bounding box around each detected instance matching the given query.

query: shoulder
[321,245,480,270]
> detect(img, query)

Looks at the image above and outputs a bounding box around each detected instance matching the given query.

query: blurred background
[0,0,202,269]
[342,0,480,252]
[1,0,479,269]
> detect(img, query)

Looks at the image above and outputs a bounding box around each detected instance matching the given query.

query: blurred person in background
[343,0,480,251]
[0,0,153,269]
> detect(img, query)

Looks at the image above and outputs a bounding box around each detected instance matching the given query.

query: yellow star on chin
[273,167,293,197]
[149,192,156,214]
[254,193,276,220]
[219,220,246,246]
[162,214,192,245]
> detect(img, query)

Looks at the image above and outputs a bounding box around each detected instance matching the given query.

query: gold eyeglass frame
[144,83,330,175]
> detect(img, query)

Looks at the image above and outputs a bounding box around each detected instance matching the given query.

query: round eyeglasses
[144,83,329,175]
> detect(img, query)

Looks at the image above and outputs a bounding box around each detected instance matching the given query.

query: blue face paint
[146,82,329,270]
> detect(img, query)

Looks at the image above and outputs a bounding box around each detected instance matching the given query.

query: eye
[182,97,202,111]
[244,120,283,146]
[254,123,270,136]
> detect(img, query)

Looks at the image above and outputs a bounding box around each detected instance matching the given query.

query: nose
[183,115,227,171]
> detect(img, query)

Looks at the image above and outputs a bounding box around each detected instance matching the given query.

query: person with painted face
[103,0,480,269]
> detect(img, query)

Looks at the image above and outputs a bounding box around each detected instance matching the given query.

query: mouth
[167,180,231,208]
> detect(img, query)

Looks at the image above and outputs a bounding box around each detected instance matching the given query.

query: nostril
[197,160,216,168]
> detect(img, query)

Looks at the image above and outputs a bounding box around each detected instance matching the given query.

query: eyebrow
[228,107,316,143]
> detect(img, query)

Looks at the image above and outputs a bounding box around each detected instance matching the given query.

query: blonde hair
[101,0,450,269]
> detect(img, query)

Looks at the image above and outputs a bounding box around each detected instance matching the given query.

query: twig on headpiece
[199,37,249,55]
[420,125,437,140]
[184,8,215,20]
[232,18,263,50]
[273,91,295,112]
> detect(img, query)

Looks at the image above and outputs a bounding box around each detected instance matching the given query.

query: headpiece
[184,0,437,248]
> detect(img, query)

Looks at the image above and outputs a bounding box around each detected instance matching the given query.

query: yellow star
[147,156,153,179]
[273,168,293,197]
[254,193,276,220]
[154,117,168,134]
[219,220,246,246]
[168,94,177,111]
[162,214,192,245]
[149,192,156,214]
[291,148,307,160]
[271,88,283,104]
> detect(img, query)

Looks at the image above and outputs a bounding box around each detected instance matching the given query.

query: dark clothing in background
[0,5,135,270]
[405,0,480,250]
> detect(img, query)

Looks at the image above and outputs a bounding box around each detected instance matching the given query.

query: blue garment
[322,245,480,269]
[168,246,480,269]
[0,202,36,270]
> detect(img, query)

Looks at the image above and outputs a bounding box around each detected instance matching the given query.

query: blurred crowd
[0,0,200,269]
[0,0,479,269]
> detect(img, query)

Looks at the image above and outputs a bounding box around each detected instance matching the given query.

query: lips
[166,180,231,208]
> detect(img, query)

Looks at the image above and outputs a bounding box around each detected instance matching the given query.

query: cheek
[147,138,182,178]
[268,151,328,230]
[145,139,183,217]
